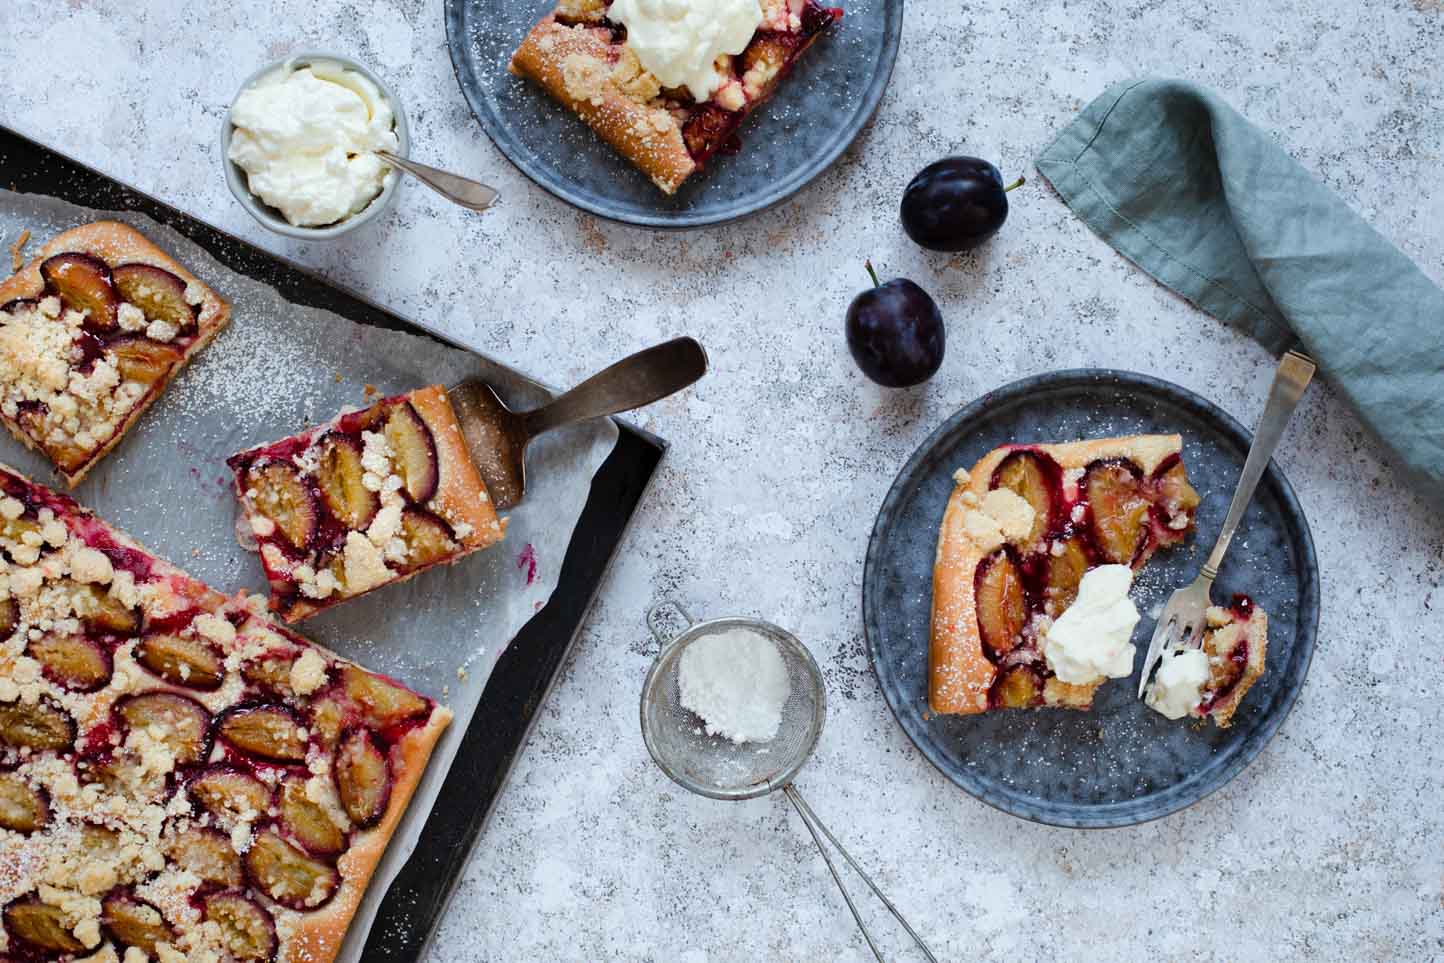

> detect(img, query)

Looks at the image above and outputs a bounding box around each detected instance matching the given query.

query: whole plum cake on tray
[0,222,230,488]
[930,434,1203,715]
[227,385,505,623]
[0,461,450,963]
[509,0,843,194]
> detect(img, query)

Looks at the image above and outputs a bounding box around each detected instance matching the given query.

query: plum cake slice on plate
[228,385,505,623]
[0,221,230,487]
[0,461,450,963]
[1146,596,1269,728]
[509,0,842,194]
[929,434,1202,715]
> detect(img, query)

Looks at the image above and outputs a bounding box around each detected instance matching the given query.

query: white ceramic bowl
[222,52,410,240]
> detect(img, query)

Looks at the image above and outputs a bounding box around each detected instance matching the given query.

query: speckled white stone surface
[2,0,1442,959]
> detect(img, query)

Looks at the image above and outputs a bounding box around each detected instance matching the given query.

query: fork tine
[1185,618,1207,649]
[1138,611,1178,698]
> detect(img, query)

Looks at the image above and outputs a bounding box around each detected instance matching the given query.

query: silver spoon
[376,150,499,212]
[449,338,708,510]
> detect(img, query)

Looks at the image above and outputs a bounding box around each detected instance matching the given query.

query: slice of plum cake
[1146,596,1269,728]
[0,222,230,486]
[930,434,1202,715]
[0,461,450,963]
[227,385,505,623]
[509,0,842,193]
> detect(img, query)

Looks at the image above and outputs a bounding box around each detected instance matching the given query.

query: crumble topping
[341,531,390,593]
[561,52,612,106]
[0,298,159,468]
[117,303,147,333]
[1,467,445,963]
[289,648,328,695]
[957,487,1036,548]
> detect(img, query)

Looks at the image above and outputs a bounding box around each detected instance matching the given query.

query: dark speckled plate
[863,370,1320,828]
[443,0,901,228]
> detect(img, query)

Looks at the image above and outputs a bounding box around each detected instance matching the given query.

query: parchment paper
[0,189,618,961]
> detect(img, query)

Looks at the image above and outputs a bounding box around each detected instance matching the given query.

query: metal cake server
[377,150,499,212]
[1138,349,1316,696]
[450,337,707,510]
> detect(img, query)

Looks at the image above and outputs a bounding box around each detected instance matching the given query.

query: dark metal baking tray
[0,124,665,960]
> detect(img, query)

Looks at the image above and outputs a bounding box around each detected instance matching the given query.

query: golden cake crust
[509,16,697,194]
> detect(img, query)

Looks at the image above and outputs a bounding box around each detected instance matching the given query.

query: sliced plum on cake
[26,632,112,692]
[0,773,49,834]
[115,691,211,765]
[929,435,1203,716]
[226,385,504,622]
[112,262,201,336]
[41,252,120,333]
[102,892,176,958]
[0,698,76,752]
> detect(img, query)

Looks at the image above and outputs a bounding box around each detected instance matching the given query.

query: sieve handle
[646,598,696,649]
[783,785,939,963]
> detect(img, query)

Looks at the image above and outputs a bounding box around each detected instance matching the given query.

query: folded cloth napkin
[1036,77,1444,511]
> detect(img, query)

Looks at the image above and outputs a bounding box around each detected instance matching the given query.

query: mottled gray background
[1,0,1441,960]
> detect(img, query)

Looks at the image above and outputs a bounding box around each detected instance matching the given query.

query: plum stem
[864,260,881,288]
[1003,176,1026,193]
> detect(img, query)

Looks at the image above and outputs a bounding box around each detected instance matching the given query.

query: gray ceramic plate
[863,370,1320,828]
[443,0,902,228]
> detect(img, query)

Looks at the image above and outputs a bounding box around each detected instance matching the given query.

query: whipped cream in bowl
[223,53,409,238]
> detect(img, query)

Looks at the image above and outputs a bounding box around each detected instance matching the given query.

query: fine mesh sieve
[641,601,938,962]
[641,610,823,800]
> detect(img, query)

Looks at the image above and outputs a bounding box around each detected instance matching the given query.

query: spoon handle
[523,338,709,439]
[377,150,499,212]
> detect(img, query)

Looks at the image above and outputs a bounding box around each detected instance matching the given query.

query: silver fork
[1138,349,1316,697]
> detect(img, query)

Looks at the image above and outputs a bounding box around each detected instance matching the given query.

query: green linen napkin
[1036,77,1444,510]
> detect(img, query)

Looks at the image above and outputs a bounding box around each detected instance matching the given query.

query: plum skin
[844,265,946,388]
[901,156,1020,253]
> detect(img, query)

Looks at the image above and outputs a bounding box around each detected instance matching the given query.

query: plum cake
[227,385,505,623]
[509,0,842,194]
[1147,597,1268,728]
[0,222,231,487]
[0,461,451,963]
[930,434,1202,715]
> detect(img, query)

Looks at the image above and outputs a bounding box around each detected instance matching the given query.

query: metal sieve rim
[640,616,827,802]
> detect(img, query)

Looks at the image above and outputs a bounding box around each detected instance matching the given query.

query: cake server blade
[449,337,707,510]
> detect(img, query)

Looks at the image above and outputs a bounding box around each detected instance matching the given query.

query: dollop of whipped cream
[1042,564,1141,684]
[1146,647,1209,719]
[228,61,399,227]
[608,0,763,101]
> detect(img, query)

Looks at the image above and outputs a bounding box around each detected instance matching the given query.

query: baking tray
[0,124,665,960]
